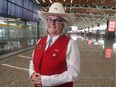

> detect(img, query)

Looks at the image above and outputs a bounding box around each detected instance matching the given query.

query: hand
[31,72,42,87]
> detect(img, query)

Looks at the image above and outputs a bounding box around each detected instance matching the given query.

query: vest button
[52,53,56,56]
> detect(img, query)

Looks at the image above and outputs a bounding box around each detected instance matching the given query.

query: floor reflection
[70,33,116,59]
[0,38,37,56]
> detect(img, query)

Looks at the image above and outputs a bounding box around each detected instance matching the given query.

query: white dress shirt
[29,35,80,87]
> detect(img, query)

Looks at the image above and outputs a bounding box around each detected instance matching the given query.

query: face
[45,15,63,37]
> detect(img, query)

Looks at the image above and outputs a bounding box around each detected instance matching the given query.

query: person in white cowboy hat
[29,2,80,87]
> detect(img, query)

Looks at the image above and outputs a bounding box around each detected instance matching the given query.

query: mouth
[50,25,55,27]
[49,26,56,30]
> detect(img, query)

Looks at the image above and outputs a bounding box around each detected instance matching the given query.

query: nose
[50,20,56,25]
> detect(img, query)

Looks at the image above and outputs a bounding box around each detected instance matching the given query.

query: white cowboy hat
[38,2,75,27]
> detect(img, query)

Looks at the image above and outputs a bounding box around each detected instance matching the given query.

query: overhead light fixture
[49,0,52,3]
[43,7,47,11]
[71,0,73,3]
[42,0,45,3]
[36,0,40,4]
[64,0,65,2]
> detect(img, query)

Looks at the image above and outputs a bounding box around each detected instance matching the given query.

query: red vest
[33,35,73,87]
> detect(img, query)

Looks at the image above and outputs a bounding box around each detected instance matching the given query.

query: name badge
[55,49,59,51]
[38,45,42,49]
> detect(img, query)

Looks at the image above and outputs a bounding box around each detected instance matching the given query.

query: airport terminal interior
[0,0,116,87]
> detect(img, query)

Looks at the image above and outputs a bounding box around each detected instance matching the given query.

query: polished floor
[0,35,116,87]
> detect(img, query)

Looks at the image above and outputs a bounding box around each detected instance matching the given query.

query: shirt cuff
[29,70,34,77]
[41,75,51,86]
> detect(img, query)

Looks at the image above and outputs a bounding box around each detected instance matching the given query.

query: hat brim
[38,11,75,27]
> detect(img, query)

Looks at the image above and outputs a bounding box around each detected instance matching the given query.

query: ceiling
[35,0,116,29]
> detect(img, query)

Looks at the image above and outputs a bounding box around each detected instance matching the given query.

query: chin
[49,33,57,36]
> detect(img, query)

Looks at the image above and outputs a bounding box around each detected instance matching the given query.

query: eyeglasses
[46,17,63,24]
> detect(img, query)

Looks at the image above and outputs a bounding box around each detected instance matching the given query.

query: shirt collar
[47,35,59,43]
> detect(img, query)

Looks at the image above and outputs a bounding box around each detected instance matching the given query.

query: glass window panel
[8,0,24,6]
[23,9,33,21]
[23,0,34,11]
[0,0,7,14]
[33,13,39,22]
[8,2,23,18]
[34,3,40,13]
